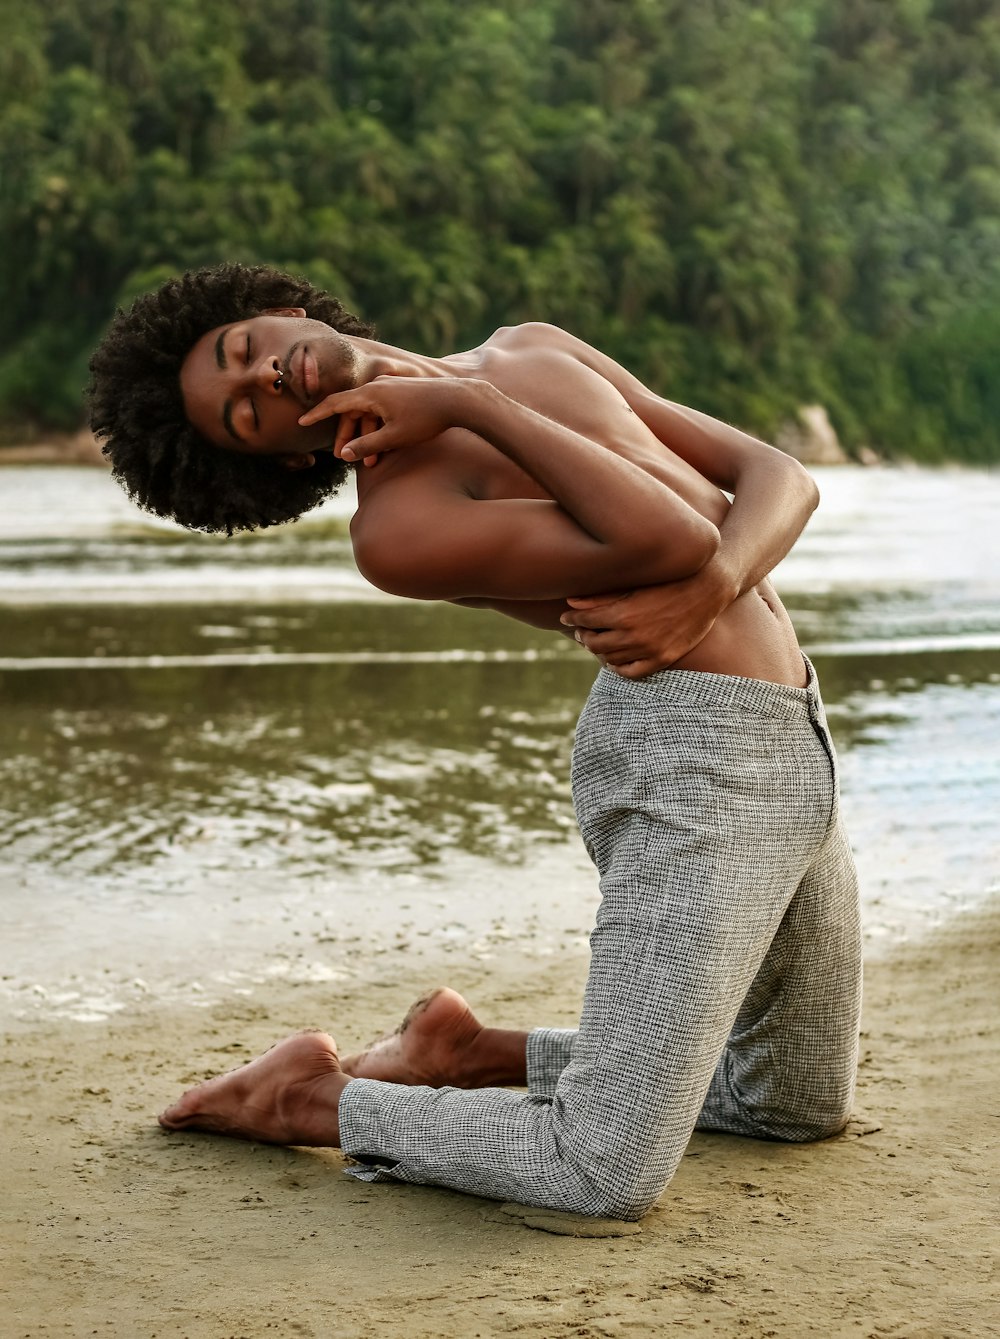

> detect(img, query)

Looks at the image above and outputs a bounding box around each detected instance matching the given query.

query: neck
[345,336,471,384]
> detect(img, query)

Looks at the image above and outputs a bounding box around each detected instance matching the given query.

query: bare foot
[159,1031,349,1146]
[342,988,491,1087]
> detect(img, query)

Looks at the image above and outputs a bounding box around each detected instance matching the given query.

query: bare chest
[460,340,726,520]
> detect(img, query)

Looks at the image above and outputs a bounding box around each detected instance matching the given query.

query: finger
[602,646,654,666]
[609,659,658,680]
[561,604,632,630]
[298,390,359,428]
[341,422,402,461]
[574,628,627,654]
[565,591,632,608]
[334,414,362,456]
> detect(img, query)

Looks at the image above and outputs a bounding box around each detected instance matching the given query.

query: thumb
[566,590,631,608]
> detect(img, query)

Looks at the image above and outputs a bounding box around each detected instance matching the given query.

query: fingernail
[341,448,355,461]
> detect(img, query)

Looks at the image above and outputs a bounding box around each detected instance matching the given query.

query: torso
[354,325,804,684]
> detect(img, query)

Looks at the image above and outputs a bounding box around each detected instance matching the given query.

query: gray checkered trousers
[340,659,862,1220]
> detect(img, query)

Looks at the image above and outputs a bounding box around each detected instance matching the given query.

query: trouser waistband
[589,656,823,722]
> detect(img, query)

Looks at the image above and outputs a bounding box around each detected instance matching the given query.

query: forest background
[1,0,998,462]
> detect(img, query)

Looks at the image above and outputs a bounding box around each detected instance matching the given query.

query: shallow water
[1,463,998,1023]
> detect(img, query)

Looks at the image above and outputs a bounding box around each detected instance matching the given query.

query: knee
[561,1182,658,1222]
[761,1085,855,1143]
[539,1093,687,1220]
[556,1155,675,1221]
[781,1106,852,1143]
[707,1069,855,1144]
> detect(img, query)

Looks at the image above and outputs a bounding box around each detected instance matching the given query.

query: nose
[251,354,284,395]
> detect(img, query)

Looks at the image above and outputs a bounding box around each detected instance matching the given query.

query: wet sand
[3,901,997,1339]
[3,463,999,1333]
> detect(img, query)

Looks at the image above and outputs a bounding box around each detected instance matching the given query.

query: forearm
[711,450,819,600]
[462,382,719,583]
[558,400,819,677]
[639,396,819,596]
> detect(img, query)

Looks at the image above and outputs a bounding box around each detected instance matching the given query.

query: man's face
[179,310,358,461]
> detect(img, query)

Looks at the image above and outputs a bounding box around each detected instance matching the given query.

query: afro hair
[88,263,374,534]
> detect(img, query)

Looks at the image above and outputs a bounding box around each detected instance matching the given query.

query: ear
[261,307,307,318]
[278,452,316,471]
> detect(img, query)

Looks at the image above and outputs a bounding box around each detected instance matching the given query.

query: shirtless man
[89,264,861,1221]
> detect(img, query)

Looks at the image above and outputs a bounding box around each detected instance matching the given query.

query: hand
[559,558,736,679]
[298,375,477,463]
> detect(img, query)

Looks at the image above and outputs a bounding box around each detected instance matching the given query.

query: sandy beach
[4,898,998,1339]
[3,463,999,1336]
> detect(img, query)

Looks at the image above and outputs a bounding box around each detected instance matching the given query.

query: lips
[286,345,320,407]
[301,346,320,405]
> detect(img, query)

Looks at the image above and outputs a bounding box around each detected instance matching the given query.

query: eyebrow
[215,328,244,443]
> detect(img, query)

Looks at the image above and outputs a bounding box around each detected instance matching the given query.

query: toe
[158,1087,208,1130]
[158,1101,191,1130]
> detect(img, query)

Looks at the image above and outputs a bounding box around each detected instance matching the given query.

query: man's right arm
[314,375,720,603]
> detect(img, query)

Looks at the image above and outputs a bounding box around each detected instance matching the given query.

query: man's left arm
[557,362,819,677]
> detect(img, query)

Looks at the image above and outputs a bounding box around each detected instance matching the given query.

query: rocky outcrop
[774,405,849,465]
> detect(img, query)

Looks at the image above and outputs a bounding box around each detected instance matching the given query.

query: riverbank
[0,433,106,466]
[3,901,997,1338]
[0,433,870,469]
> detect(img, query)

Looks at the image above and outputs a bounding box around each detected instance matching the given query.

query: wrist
[700,549,741,609]
[457,377,506,435]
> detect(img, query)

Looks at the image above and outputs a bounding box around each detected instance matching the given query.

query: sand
[0,434,106,467]
[3,903,998,1339]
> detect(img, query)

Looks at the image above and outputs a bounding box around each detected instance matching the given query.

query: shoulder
[348,436,483,600]
[488,323,630,382]
[484,324,656,415]
[487,321,580,354]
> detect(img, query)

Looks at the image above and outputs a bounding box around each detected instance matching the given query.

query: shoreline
[5,440,997,475]
[3,900,997,1337]
[0,433,107,466]
[0,428,883,471]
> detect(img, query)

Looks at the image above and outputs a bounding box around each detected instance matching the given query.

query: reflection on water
[0,653,588,879]
[0,464,363,604]
[1,463,999,1020]
[3,635,997,891]
[834,676,1000,935]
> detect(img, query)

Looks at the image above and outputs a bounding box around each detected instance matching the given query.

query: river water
[1,463,998,1025]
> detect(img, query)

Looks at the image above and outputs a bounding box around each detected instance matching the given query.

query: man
[89,263,861,1221]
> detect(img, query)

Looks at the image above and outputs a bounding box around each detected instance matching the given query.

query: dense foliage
[2,0,998,459]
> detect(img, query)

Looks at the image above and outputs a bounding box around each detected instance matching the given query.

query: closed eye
[245,333,258,429]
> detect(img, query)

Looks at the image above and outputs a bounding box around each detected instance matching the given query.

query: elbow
[632,513,719,585]
[692,514,722,573]
[802,466,821,516]
[788,455,820,515]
